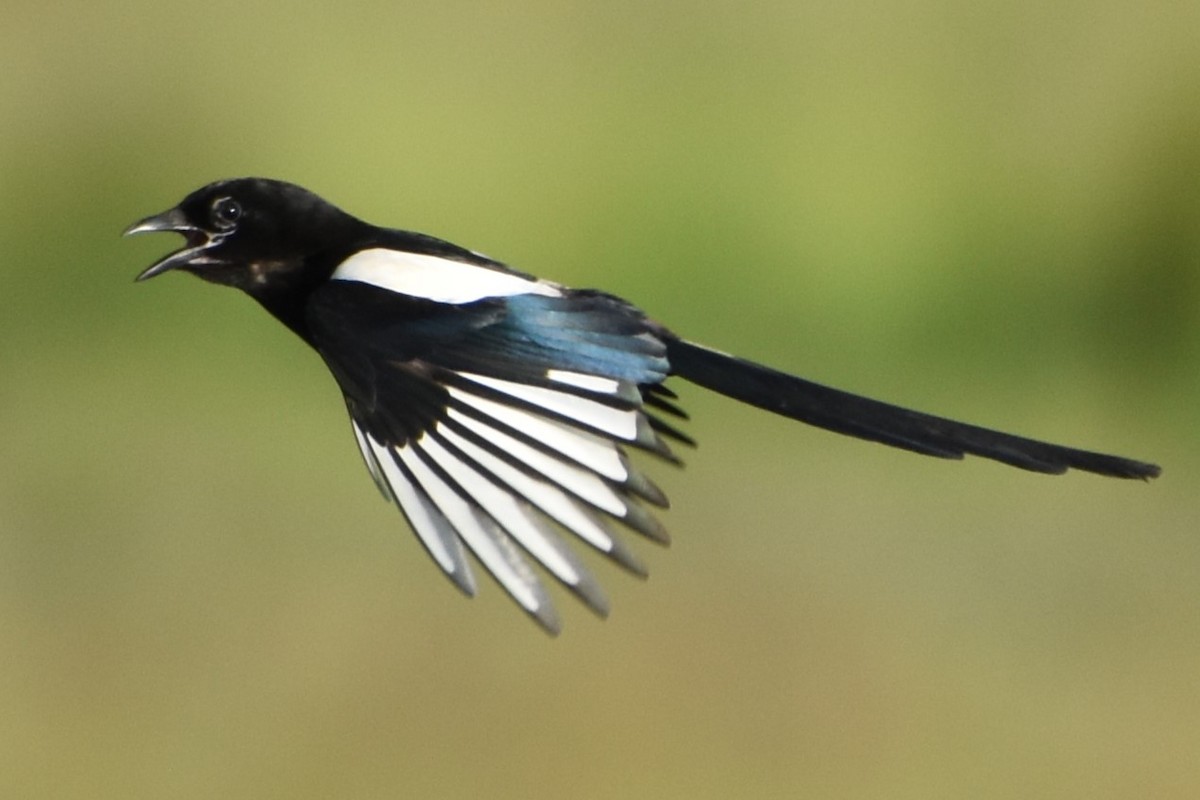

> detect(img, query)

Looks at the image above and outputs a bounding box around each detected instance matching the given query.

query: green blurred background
[2,1,1198,797]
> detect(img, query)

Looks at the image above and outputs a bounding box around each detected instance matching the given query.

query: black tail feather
[664,338,1160,480]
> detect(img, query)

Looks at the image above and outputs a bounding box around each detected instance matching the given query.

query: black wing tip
[603,537,651,578]
[523,570,615,636]
[443,565,479,598]
[572,582,612,620]
[532,611,563,637]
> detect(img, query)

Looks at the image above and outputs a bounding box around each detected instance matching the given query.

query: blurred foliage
[1,1,1198,798]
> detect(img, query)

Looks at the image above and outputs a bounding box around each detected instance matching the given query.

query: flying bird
[126,178,1160,633]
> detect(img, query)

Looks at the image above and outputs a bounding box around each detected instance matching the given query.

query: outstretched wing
[306,260,682,634]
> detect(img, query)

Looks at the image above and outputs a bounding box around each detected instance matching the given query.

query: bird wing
[306,271,679,634]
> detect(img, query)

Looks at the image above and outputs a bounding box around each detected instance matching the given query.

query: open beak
[124,207,216,281]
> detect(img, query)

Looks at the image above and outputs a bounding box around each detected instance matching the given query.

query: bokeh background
[2,1,1198,797]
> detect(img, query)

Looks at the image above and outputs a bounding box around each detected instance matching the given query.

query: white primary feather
[455,372,639,441]
[366,437,466,579]
[446,387,629,481]
[350,420,389,498]
[415,434,582,585]
[395,446,545,614]
[545,370,621,394]
[445,399,629,515]
[436,420,618,553]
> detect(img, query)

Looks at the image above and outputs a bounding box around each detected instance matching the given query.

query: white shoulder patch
[331,247,561,303]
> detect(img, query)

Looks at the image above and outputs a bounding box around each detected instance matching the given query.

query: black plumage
[127,177,1160,633]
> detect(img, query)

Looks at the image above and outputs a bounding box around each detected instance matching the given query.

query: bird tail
[663,337,1160,480]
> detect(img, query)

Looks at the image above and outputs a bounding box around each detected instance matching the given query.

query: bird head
[125,177,364,290]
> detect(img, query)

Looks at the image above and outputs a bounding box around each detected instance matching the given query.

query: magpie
[126,177,1161,634]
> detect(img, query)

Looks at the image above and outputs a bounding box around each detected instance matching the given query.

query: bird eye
[211,197,242,229]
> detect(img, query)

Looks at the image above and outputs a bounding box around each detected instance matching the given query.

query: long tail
[664,338,1160,480]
